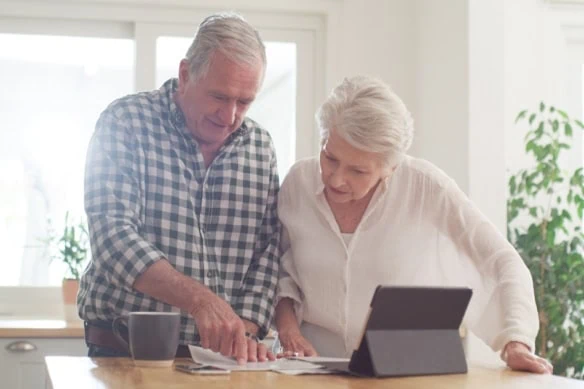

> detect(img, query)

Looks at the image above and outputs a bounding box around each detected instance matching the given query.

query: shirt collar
[166,78,186,133]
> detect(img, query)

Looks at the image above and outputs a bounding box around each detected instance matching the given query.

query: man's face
[176,51,263,148]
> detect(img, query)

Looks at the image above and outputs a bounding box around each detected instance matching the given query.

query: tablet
[318,285,473,377]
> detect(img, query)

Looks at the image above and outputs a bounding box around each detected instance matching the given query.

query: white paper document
[188,345,344,374]
[274,356,351,375]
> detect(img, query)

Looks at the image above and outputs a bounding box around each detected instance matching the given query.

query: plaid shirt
[78,78,281,342]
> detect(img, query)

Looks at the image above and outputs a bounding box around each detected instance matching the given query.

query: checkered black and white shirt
[78,78,281,342]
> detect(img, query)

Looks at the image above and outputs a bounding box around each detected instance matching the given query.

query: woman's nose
[329,168,346,187]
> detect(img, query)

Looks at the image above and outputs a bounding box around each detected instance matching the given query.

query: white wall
[331,0,416,108]
[468,0,506,231]
[410,0,507,231]
[504,0,584,178]
[411,0,470,193]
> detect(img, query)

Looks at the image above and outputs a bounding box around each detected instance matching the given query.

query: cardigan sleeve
[428,172,539,353]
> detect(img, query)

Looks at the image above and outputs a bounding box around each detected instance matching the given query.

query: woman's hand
[278,329,318,357]
[275,298,316,357]
[504,341,553,374]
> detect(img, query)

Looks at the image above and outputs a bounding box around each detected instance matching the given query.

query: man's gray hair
[316,75,414,168]
[185,12,267,79]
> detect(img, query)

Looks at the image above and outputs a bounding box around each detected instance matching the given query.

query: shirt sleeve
[232,143,281,339]
[85,109,165,288]
[430,173,539,353]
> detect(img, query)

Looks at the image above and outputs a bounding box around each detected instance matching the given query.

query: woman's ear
[382,165,398,181]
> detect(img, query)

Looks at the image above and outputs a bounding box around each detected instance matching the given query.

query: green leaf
[515,110,528,123]
[529,113,537,125]
[575,119,584,129]
[510,176,517,195]
[562,210,572,221]
[526,140,535,154]
[565,122,573,137]
[557,109,569,120]
[540,101,546,112]
[535,122,544,138]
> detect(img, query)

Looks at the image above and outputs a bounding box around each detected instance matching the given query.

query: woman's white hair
[185,12,266,80]
[316,75,414,168]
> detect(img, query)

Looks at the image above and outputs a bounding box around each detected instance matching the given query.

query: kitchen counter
[0,319,84,338]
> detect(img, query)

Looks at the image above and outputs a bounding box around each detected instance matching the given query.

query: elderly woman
[275,76,552,374]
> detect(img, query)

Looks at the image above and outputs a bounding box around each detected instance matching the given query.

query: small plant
[47,212,89,280]
[507,102,584,379]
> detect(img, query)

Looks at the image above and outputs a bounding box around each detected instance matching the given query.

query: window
[0,32,134,286]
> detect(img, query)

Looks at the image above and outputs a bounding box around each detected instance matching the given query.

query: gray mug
[112,311,180,367]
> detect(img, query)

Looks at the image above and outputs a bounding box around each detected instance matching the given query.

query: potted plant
[47,212,90,321]
[507,102,584,379]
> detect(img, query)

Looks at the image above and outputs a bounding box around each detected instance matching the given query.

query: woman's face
[319,129,390,204]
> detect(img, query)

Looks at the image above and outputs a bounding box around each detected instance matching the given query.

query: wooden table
[45,356,584,389]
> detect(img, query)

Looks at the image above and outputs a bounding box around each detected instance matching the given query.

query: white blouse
[277,156,538,358]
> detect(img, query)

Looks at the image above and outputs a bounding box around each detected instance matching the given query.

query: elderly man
[78,12,280,364]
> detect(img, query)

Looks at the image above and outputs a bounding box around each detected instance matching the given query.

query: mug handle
[112,316,130,353]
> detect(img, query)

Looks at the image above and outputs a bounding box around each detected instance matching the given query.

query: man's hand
[244,335,276,362]
[504,341,553,374]
[132,260,273,364]
[190,292,248,365]
[241,319,275,362]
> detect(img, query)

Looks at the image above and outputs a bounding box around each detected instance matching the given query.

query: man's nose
[218,101,237,125]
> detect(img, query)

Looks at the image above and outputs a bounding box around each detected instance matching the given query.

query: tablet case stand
[348,328,467,377]
[345,286,472,378]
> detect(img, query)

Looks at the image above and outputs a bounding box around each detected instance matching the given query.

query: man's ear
[177,59,191,92]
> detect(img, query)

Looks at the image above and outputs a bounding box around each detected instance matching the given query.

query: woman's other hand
[504,341,553,374]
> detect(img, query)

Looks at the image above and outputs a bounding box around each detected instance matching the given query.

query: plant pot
[61,279,81,324]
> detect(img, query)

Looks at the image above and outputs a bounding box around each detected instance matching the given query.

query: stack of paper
[187,345,349,375]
